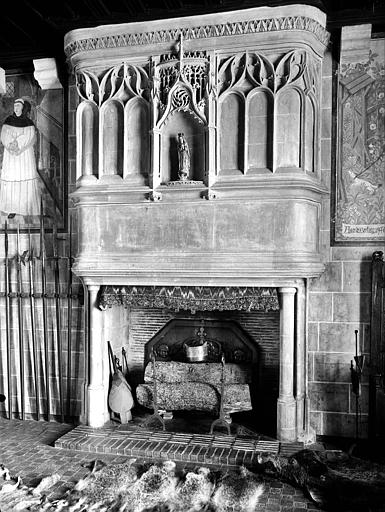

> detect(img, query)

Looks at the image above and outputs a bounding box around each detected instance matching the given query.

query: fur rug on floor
[0,460,264,512]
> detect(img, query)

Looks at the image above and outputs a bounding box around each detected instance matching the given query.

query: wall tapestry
[334,40,385,243]
[0,72,65,230]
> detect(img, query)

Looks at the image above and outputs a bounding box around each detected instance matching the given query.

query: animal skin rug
[0,460,264,512]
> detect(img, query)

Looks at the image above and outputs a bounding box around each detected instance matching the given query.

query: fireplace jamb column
[277,287,297,442]
[295,281,307,440]
[87,285,108,427]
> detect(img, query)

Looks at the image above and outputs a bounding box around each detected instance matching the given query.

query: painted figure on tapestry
[336,46,385,242]
[177,132,190,181]
[0,98,41,219]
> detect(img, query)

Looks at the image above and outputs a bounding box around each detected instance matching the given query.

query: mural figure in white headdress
[0,98,41,218]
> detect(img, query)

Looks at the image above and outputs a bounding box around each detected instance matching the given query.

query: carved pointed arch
[76,101,99,183]
[274,86,304,170]
[246,87,274,173]
[219,90,245,175]
[157,80,206,129]
[304,91,318,174]
[124,97,150,183]
[99,99,124,180]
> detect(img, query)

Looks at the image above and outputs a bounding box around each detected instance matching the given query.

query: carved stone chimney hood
[66,5,330,441]
[67,4,329,287]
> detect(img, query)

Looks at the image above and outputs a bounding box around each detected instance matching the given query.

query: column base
[296,396,305,434]
[76,175,97,186]
[277,397,297,442]
[297,427,316,445]
[87,384,108,428]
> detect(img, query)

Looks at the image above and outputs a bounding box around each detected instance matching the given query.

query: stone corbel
[33,58,63,90]
[340,24,372,70]
[148,190,163,202]
[203,190,217,200]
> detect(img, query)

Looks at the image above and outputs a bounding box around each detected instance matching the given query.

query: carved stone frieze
[98,285,279,313]
[65,16,329,60]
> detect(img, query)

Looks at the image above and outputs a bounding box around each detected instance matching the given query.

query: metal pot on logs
[183,339,208,362]
[183,321,208,362]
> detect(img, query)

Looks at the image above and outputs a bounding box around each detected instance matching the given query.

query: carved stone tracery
[75,62,150,106]
[217,50,319,96]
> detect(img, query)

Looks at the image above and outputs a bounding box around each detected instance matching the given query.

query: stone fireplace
[66,4,330,442]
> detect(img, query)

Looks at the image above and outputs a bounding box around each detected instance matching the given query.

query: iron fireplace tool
[350,329,365,451]
[210,352,231,435]
[141,350,166,431]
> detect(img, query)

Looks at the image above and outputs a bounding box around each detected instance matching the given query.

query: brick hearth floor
[0,417,322,511]
[55,424,304,468]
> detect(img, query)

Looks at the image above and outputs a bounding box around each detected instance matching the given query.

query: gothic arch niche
[100,99,124,179]
[304,94,317,174]
[76,101,99,182]
[160,110,206,184]
[275,88,302,170]
[219,92,245,175]
[124,98,150,184]
[247,89,273,173]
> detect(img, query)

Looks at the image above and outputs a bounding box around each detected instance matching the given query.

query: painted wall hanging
[0,72,65,230]
[334,41,385,244]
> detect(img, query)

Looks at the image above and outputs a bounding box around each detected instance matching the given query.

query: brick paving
[55,424,305,468]
[0,417,325,510]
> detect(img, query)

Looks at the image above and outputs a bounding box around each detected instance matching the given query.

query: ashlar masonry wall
[307,36,385,438]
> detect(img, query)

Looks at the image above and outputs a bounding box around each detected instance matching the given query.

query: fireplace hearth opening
[101,286,283,438]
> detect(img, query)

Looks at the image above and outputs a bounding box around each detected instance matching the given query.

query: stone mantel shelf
[77,274,310,289]
[73,257,325,285]
[70,178,329,205]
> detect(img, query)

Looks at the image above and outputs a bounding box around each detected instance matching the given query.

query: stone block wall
[308,249,378,438]
[307,46,385,438]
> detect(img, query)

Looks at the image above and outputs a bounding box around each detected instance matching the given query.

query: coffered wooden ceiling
[1,0,384,69]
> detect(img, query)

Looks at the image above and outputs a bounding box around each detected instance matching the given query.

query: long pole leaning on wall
[40,199,50,421]
[4,220,12,419]
[27,228,40,420]
[16,225,25,420]
[53,222,64,423]
[66,215,73,421]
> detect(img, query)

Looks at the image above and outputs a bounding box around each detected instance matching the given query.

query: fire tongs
[141,350,165,431]
[210,353,231,435]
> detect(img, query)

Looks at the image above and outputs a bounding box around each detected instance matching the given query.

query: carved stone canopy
[98,285,279,313]
[70,4,330,287]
